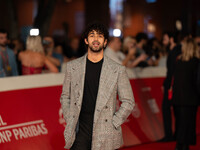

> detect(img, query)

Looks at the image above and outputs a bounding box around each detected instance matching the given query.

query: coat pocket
[112,123,123,149]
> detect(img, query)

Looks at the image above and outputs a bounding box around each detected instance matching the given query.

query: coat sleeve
[112,66,135,129]
[60,63,71,122]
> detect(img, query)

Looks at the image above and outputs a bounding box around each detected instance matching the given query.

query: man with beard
[0,29,18,77]
[60,22,135,150]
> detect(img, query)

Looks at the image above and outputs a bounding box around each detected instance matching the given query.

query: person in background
[10,39,24,56]
[18,35,58,75]
[172,38,200,150]
[43,36,63,71]
[122,36,147,68]
[159,32,182,142]
[0,29,18,77]
[135,32,148,55]
[195,35,200,54]
[145,38,162,66]
[9,38,25,75]
[122,36,137,55]
[61,37,81,72]
[162,32,171,52]
[104,36,125,64]
[195,35,200,96]
[157,48,168,67]
[157,33,169,67]
[64,37,80,61]
[135,32,151,67]
[54,44,64,57]
[121,36,137,66]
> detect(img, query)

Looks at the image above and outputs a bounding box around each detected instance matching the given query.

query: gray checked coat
[60,54,135,150]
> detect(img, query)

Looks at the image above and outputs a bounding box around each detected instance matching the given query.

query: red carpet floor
[120,135,200,150]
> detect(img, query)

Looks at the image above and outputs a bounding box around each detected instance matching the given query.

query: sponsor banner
[0,70,199,149]
[122,78,165,146]
[0,86,65,150]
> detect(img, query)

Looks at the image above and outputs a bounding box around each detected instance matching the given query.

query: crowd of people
[1,27,200,150]
[1,27,200,78]
[159,32,200,150]
[103,31,200,150]
[0,29,84,77]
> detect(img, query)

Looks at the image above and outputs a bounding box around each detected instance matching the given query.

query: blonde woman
[122,36,147,67]
[122,36,137,54]
[18,36,58,75]
[172,38,200,150]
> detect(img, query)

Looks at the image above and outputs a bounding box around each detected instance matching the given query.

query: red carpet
[120,135,200,150]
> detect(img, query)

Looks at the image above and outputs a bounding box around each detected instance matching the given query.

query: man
[64,37,81,60]
[159,32,174,142]
[104,37,124,64]
[135,32,150,67]
[60,22,135,150]
[135,32,148,54]
[160,32,182,142]
[0,29,18,77]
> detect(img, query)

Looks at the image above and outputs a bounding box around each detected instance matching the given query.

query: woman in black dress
[172,38,200,150]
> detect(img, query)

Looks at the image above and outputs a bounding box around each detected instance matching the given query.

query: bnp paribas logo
[0,115,48,144]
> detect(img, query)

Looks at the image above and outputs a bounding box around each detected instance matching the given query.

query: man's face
[162,34,170,46]
[0,33,8,47]
[85,30,107,53]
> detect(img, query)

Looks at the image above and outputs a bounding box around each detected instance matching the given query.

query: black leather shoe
[182,144,189,150]
[175,143,189,150]
[175,143,183,150]
[158,136,175,142]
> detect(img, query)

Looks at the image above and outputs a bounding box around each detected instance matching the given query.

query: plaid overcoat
[60,54,135,150]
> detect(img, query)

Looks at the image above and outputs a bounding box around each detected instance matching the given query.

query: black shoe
[175,143,189,150]
[182,144,189,150]
[158,136,175,142]
[175,143,183,150]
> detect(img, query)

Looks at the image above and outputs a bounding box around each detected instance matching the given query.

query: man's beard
[88,42,104,53]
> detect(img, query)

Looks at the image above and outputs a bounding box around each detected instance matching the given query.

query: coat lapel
[93,55,118,128]
[72,54,87,112]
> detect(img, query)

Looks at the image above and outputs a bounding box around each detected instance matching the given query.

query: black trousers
[70,131,118,150]
[70,127,92,150]
[70,120,119,150]
[70,135,91,150]
[161,88,174,139]
[173,105,198,145]
[70,118,92,150]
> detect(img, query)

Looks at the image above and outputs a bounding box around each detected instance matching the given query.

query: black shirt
[75,57,103,149]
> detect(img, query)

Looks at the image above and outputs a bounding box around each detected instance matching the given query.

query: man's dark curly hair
[83,22,109,41]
